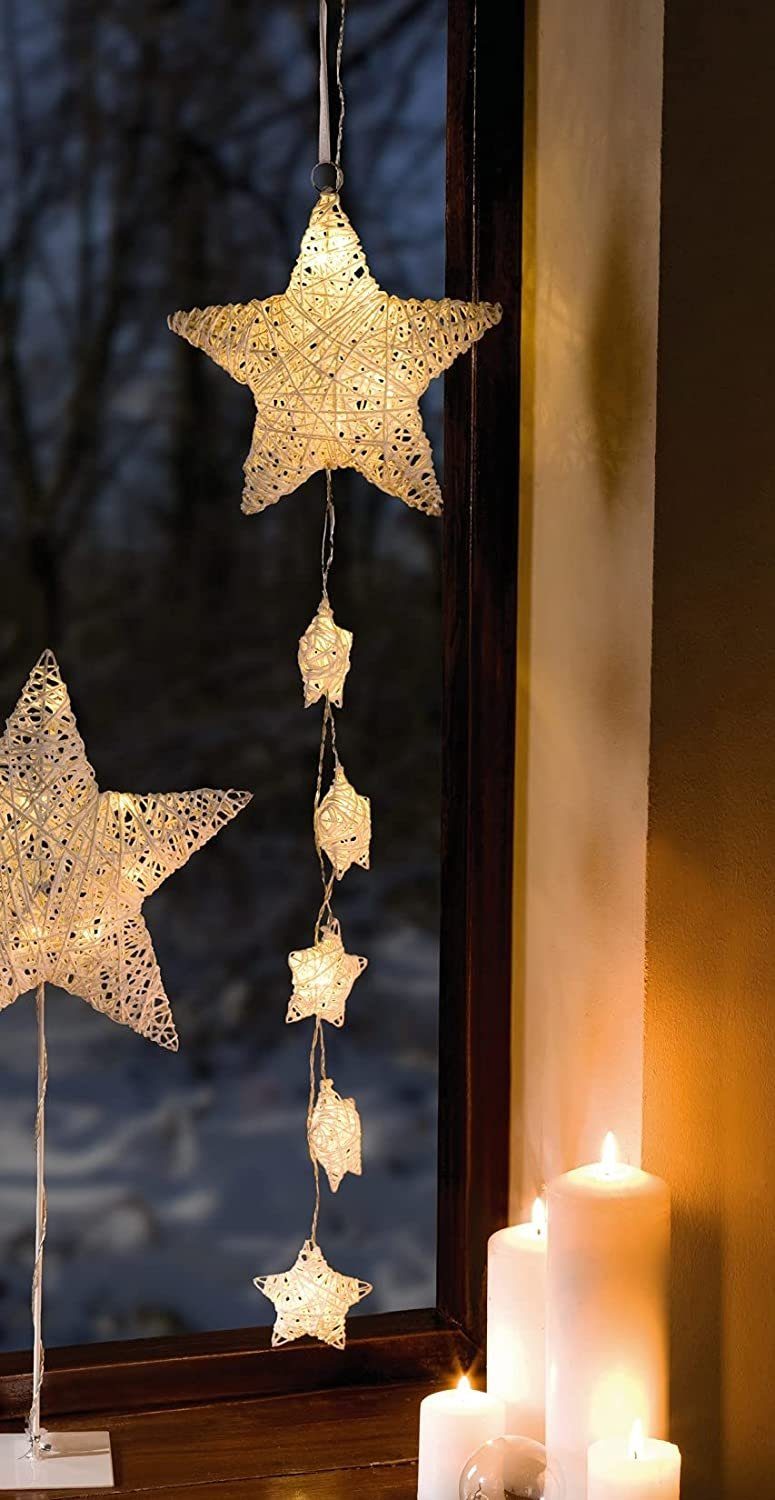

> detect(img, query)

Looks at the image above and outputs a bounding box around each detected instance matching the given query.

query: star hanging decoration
[0,652,250,1050]
[315,763,371,879]
[255,1238,371,1349]
[298,598,352,709]
[286,919,367,1028]
[169,192,502,517]
[309,1076,362,1193]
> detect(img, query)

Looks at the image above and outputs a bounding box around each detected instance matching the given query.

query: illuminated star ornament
[298,597,352,709]
[315,763,371,879]
[168,191,502,516]
[0,652,250,1049]
[286,919,367,1028]
[309,1077,362,1193]
[255,1239,371,1349]
[237,0,504,1352]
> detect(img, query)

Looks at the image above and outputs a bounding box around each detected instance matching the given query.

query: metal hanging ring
[311,161,344,194]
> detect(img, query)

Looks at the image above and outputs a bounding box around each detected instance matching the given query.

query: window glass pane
[0,0,445,1348]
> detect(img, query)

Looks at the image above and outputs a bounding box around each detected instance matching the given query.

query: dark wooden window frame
[0,0,524,1421]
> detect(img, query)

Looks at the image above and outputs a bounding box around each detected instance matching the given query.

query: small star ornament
[0,652,250,1049]
[287,918,367,1027]
[255,1238,371,1349]
[298,597,352,709]
[315,763,370,879]
[169,192,502,516]
[309,1076,362,1192]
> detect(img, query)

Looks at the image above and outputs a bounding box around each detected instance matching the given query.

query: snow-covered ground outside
[0,912,438,1349]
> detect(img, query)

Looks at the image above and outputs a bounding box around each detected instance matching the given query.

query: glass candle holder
[459,1435,564,1500]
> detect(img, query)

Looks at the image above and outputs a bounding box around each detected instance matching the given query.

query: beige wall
[644,4,775,1494]
[512,0,664,1215]
[514,4,775,1493]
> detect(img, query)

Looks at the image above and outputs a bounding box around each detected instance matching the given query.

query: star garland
[167,0,502,1350]
[255,471,374,1343]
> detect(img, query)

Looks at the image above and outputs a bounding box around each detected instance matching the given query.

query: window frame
[0,0,524,1417]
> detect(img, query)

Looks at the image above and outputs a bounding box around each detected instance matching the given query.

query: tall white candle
[546,1134,671,1500]
[417,1377,505,1500]
[588,1422,681,1499]
[487,1198,547,1440]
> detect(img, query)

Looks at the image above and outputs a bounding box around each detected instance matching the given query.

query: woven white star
[0,652,250,1050]
[298,598,352,709]
[169,192,502,516]
[309,1076,362,1193]
[255,1238,371,1348]
[315,763,370,880]
[286,919,367,1028]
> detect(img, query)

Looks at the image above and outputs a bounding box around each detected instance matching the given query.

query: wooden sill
[0,1311,472,1420]
[0,1380,430,1498]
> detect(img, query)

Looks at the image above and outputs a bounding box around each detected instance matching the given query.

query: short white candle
[546,1134,671,1499]
[417,1377,505,1500]
[487,1197,547,1440]
[588,1421,681,1499]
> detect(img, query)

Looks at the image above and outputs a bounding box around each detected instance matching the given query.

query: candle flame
[629,1419,645,1461]
[601,1131,619,1173]
[531,1197,546,1236]
[457,1375,471,1393]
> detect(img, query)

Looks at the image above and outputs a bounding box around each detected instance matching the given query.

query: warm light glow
[531,1197,547,1237]
[601,1131,619,1173]
[77,919,106,946]
[457,1375,472,1393]
[629,1419,646,1462]
[590,1368,649,1441]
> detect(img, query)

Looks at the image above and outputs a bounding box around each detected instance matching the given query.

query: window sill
[0,1311,470,1418]
[0,1379,429,1497]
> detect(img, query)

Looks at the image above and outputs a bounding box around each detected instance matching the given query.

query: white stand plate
[0,1430,114,1489]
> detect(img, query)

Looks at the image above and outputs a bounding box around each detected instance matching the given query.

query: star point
[0,652,250,1049]
[169,192,501,516]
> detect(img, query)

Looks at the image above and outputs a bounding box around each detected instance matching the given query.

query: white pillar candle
[417,1377,505,1500]
[588,1422,681,1499]
[487,1197,547,1440]
[546,1134,671,1500]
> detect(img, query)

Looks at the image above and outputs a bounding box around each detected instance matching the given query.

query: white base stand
[0,1430,114,1489]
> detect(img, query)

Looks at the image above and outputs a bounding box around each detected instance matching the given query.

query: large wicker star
[0,652,250,1050]
[168,192,502,517]
[255,1238,371,1349]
